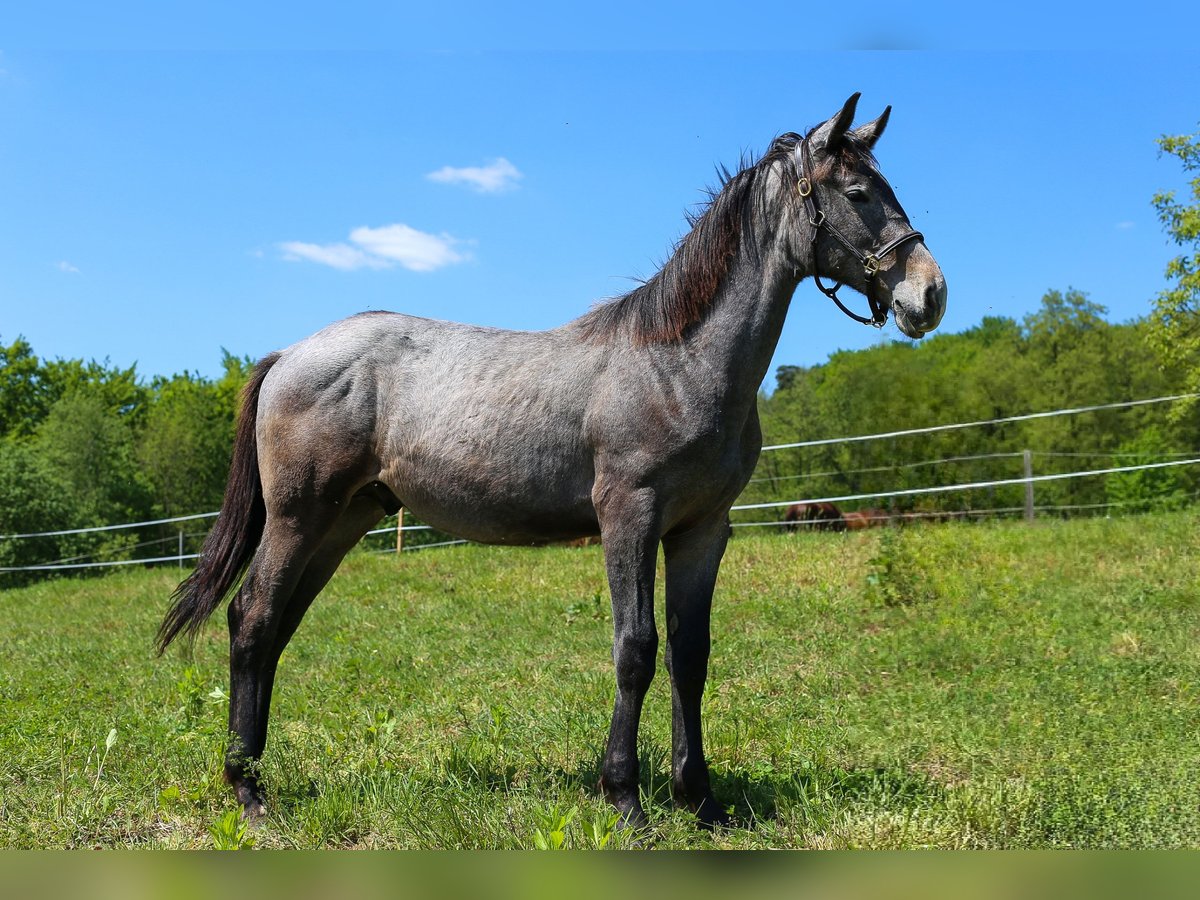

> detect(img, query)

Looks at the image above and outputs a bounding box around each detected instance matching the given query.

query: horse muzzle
[886,245,946,339]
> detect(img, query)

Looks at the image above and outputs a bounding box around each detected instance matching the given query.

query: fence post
[396,508,405,554]
[1023,449,1035,523]
[178,530,184,568]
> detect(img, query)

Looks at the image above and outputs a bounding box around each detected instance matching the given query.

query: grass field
[2,511,1199,849]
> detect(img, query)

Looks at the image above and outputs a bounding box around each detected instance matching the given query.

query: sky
[2,4,1199,387]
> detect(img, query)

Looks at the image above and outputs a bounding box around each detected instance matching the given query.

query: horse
[843,507,890,530]
[783,501,845,532]
[156,93,946,830]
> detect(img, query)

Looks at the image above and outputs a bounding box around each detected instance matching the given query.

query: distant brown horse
[562,535,602,548]
[843,507,890,530]
[784,501,845,532]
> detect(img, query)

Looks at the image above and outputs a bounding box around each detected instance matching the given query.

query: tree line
[0,342,253,575]
[746,289,1200,523]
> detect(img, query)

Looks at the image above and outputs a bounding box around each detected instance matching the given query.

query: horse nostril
[923,280,947,317]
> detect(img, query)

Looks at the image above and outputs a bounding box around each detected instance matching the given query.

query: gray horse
[158,93,946,830]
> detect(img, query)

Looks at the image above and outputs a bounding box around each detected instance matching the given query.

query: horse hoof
[231,782,268,820]
[605,794,651,837]
[242,799,268,821]
[616,804,649,832]
[694,796,733,831]
[613,807,654,848]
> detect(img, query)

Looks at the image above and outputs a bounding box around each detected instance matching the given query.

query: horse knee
[614,630,657,693]
[665,634,710,682]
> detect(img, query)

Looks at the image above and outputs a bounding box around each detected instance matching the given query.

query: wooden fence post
[1023,449,1035,523]
[396,508,405,554]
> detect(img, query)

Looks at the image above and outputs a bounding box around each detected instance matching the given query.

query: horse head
[793,93,947,339]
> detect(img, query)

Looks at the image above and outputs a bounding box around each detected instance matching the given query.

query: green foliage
[531,804,578,849]
[0,341,258,581]
[37,391,151,526]
[1147,125,1200,410]
[865,529,930,608]
[208,809,256,850]
[0,337,47,439]
[586,811,621,849]
[0,338,146,440]
[1105,426,1190,511]
[138,373,235,517]
[0,441,80,572]
[749,289,1196,522]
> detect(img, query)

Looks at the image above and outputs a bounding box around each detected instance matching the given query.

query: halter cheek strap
[794,137,924,328]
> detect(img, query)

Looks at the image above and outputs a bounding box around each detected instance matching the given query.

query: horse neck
[676,223,801,416]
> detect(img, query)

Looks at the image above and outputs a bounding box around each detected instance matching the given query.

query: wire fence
[2,392,1198,575]
[730,456,1200,513]
[758,392,1200,451]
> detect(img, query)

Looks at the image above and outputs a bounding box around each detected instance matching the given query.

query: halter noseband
[793,135,925,328]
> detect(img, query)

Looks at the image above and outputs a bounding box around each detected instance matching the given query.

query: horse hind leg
[224,492,385,817]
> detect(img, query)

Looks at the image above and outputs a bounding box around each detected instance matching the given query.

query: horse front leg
[662,514,732,828]
[596,487,661,830]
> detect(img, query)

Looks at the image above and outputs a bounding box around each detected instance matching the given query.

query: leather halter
[793,135,925,327]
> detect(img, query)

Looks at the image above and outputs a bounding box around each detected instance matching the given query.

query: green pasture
[1,511,1198,848]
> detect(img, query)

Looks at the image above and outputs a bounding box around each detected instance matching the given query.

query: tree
[0,441,80,579]
[755,290,1200,521]
[36,390,151,526]
[139,373,233,517]
[0,337,49,438]
[1147,125,1200,407]
[1105,426,1190,512]
[0,337,148,439]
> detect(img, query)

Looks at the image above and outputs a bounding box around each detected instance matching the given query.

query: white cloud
[426,157,522,193]
[278,224,470,273]
[1115,221,1136,230]
[56,260,80,274]
[279,241,385,271]
[349,224,469,272]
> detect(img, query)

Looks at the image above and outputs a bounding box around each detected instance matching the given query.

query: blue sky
[2,5,1199,385]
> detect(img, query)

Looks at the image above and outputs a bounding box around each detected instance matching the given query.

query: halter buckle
[863,255,880,277]
[808,209,825,229]
[797,177,812,198]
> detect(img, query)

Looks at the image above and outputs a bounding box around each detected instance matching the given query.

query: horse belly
[384,435,599,545]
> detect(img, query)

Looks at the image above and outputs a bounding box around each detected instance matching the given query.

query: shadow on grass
[431,732,947,834]
[255,742,1200,848]
[710,762,945,829]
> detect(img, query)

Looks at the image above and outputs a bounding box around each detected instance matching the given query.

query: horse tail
[155,352,280,655]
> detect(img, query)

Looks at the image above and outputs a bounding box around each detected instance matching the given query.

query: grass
[1,510,1198,848]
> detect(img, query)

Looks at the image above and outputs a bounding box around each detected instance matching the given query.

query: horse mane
[576,134,802,345]
[575,127,879,345]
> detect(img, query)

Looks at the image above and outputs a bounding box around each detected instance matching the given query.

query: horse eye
[846,188,870,204]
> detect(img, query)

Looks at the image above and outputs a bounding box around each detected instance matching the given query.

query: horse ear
[852,106,891,149]
[810,92,861,154]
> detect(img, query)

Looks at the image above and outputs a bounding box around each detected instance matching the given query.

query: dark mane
[577,134,802,345]
[575,127,879,345]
